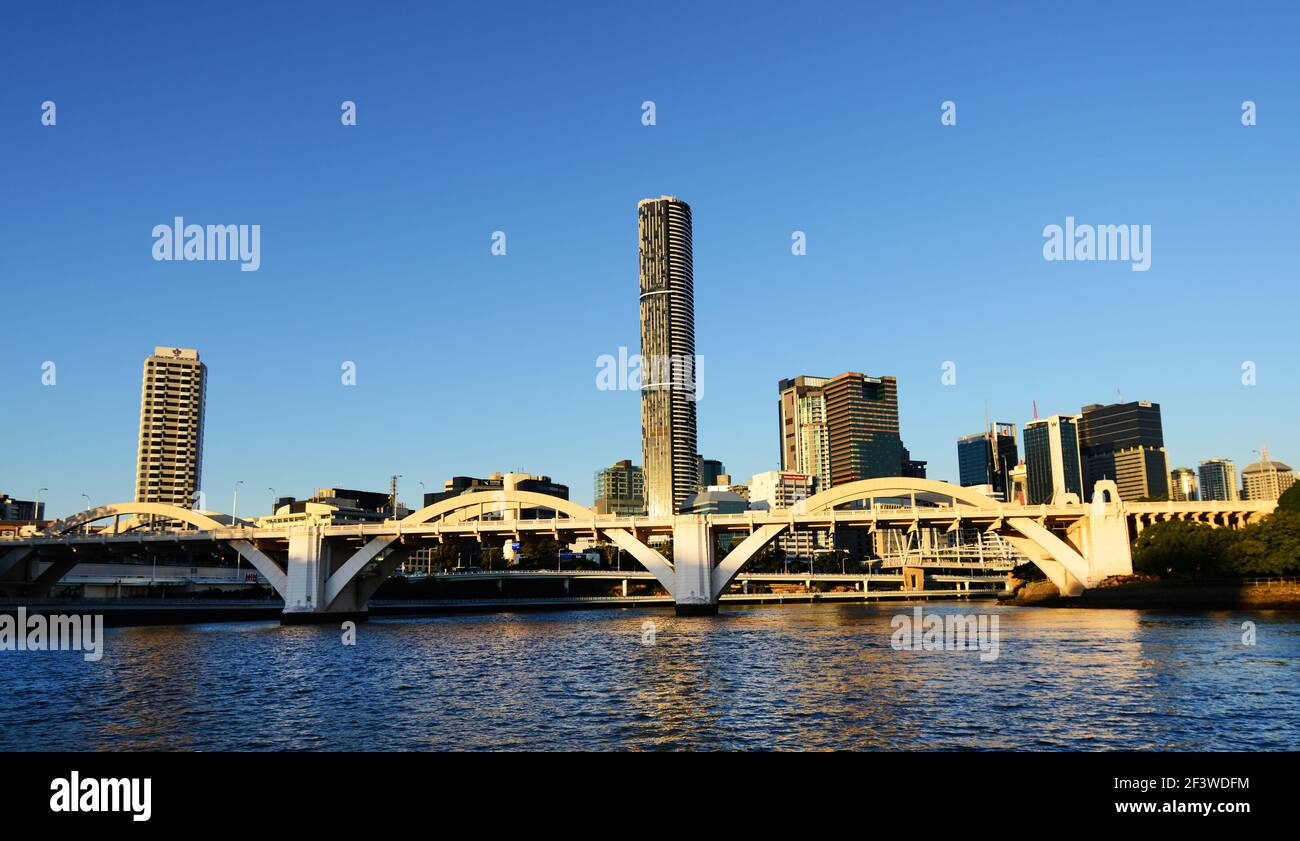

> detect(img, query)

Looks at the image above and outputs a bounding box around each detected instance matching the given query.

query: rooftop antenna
[1032,400,1039,421]
[1117,387,1124,404]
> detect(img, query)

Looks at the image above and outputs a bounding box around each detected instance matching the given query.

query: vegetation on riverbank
[1132,484,1300,579]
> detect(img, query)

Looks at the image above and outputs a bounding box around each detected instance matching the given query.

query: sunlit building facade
[639,196,698,516]
[135,346,206,507]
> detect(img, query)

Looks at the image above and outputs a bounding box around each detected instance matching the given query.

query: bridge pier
[278,527,402,624]
[672,517,717,615]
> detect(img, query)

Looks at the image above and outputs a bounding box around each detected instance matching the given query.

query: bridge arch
[395,490,675,594]
[400,490,599,527]
[712,477,1092,599]
[796,477,1003,513]
[48,502,243,535]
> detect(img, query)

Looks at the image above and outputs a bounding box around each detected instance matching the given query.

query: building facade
[594,460,647,516]
[1023,414,1083,504]
[135,346,206,507]
[1197,458,1238,502]
[777,375,832,491]
[748,470,826,559]
[1078,401,1169,501]
[639,196,698,516]
[0,494,45,521]
[697,456,726,490]
[1241,450,1295,501]
[1169,467,1198,501]
[957,422,1018,501]
[824,372,904,486]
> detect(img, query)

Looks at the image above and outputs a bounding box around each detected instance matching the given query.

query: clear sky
[2,1,1297,516]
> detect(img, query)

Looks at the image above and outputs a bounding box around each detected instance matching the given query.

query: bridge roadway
[0,477,1273,621]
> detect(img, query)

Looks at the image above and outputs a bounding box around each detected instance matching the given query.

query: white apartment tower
[135,347,207,507]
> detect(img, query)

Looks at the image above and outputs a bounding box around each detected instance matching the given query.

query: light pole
[232,480,244,527]
[80,494,91,535]
[268,487,277,512]
[35,488,48,522]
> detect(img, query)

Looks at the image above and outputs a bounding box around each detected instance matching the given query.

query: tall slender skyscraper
[135,346,206,507]
[639,196,698,516]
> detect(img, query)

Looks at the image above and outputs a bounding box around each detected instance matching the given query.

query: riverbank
[1000,577,1300,610]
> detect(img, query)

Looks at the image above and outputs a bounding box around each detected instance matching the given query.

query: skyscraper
[1023,414,1083,504]
[1078,401,1169,501]
[639,196,698,516]
[957,422,1019,500]
[1241,449,1295,501]
[824,372,903,486]
[697,456,726,490]
[1197,458,1238,502]
[1169,467,1198,501]
[777,375,831,491]
[135,346,206,507]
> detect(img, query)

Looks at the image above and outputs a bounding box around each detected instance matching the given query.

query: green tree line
[1132,484,1300,578]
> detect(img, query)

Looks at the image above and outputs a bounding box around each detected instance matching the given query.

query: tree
[518,535,560,568]
[1226,510,1300,576]
[1277,483,1300,514]
[1132,520,1235,579]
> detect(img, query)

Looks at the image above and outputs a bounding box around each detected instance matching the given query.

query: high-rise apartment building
[1023,414,1083,504]
[1169,467,1198,501]
[1078,401,1169,501]
[778,375,832,491]
[1241,449,1295,501]
[824,372,903,486]
[135,346,206,507]
[957,422,1019,501]
[594,460,647,516]
[1197,458,1238,502]
[639,196,698,516]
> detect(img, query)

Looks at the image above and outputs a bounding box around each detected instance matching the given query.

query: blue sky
[2,1,1297,516]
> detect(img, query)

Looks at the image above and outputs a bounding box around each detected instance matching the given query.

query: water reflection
[2,603,1296,750]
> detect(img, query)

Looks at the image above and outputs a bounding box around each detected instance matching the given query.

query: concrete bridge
[0,478,1274,621]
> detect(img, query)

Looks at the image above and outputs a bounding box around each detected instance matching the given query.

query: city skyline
[5,326,1292,518]
[3,3,1297,517]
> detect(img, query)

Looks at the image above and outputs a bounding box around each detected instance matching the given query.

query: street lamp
[268,487,277,512]
[80,494,92,534]
[35,488,48,522]
[232,480,244,527]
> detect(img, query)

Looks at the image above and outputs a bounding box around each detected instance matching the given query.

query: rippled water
[2,603,1298,750]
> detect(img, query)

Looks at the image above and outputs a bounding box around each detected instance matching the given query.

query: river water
[2,602,1298,750]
